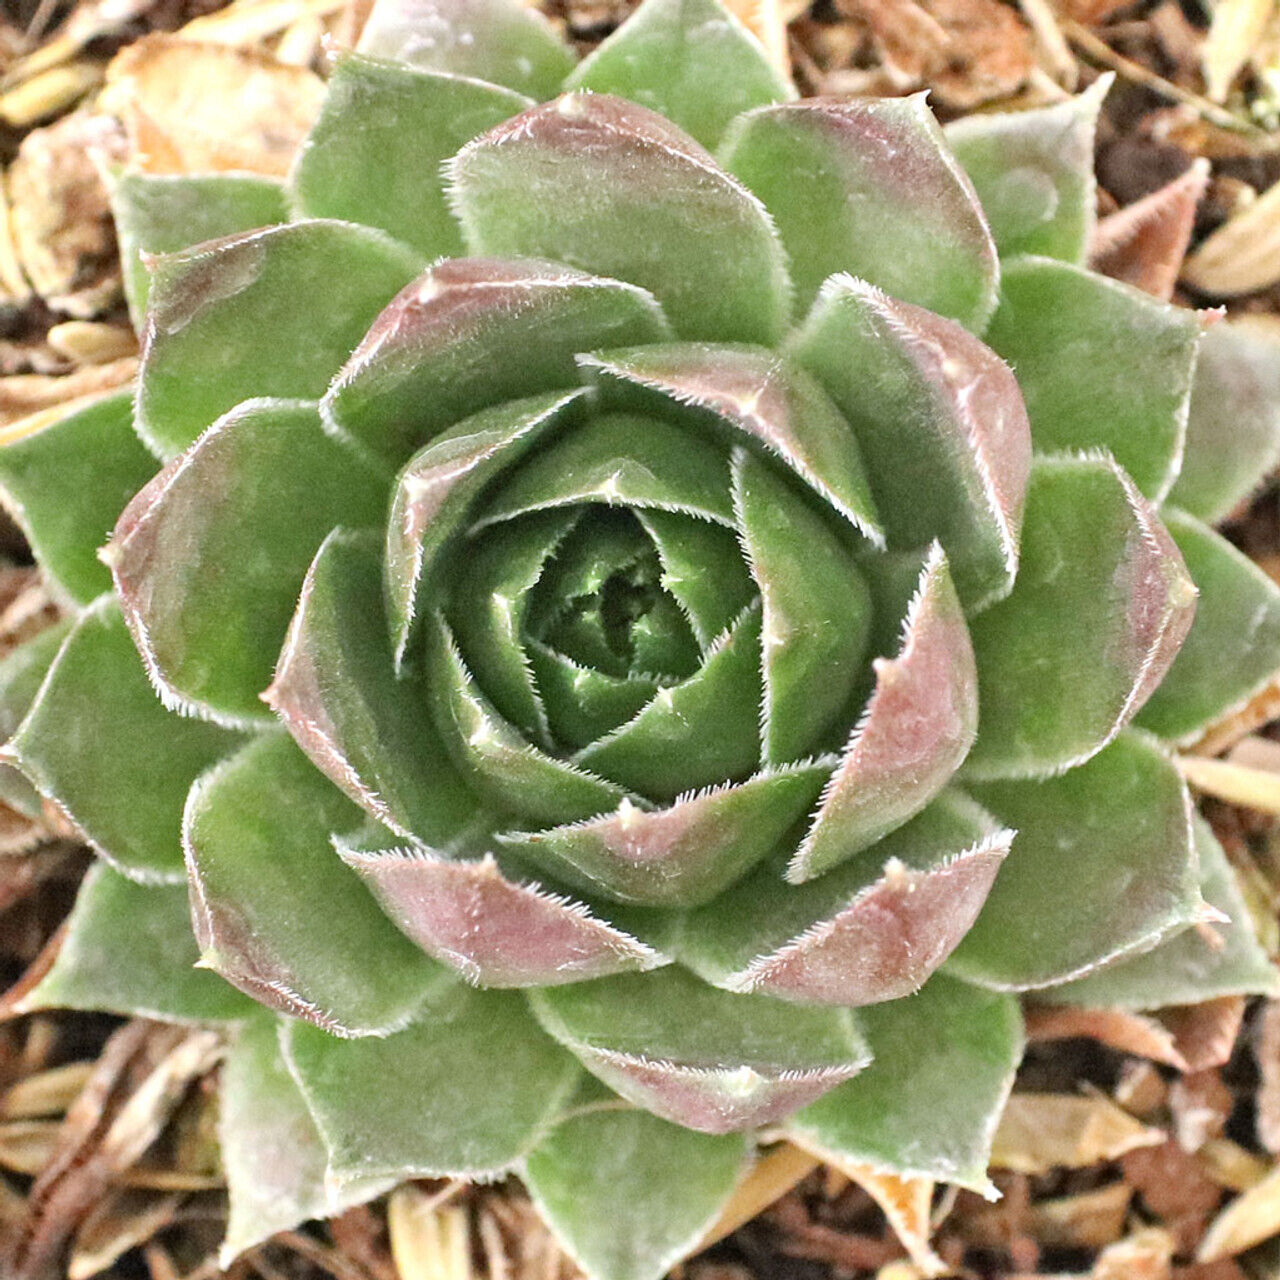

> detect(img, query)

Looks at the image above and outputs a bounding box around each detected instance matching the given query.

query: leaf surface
[530,967,869,1133]
[720,95,998,326]
[283,986,581,1179]
[449,94,792,343]
[951,731,1202,990]
[184,733,451,1035]
[137,220,422,458]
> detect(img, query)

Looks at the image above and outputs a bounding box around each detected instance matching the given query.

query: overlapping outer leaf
[8,9,1280,1279]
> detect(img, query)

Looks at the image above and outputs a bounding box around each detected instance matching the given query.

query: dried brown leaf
[388,1187,474,1280]
[1198,1139,1271,1193]
[1183,178,1280,298]
[177,0,345,47]
[1122,1141,1223,1255]
[1192,684,1280,758]
[1199,1161,1280,1261]
[1160,999,1246,1076]
[102,36,324,177]
[991,1094,1166,1174]
[1,1063,93,1121]
[68,1189,183,1280]
[834,1166,945,1278]
[1025,1004,1189,1070]
[45,323,137,367]
[0,63,102,129]
[1203,0,1276,102]
[1178,754,1280,816]
[1023,1182,1133,1250]
[697,1143,819,1250]
[0,362,138,430]
[1094,1227,1174,1280]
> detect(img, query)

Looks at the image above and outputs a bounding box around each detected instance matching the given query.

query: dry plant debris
[4,0,1280,1278]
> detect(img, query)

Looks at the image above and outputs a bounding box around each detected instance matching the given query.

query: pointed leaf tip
[790,546,977,882]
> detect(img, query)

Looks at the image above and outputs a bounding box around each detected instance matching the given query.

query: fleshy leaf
[386,390,587,667]
[528,645,665,751]
[579,343,882,542]
[19,863,254,1022]
[950,731,1202,990]
[184,733,451,1035]
[788,974,1022,1193]
[1090,161,1209,301]
[524,1107,748,1280]
[324,257,669,465]
[137,220,422,458]
[289,53,531,258]
[530,967,869,1134]
[282,986,581,1179]
[720,95,998,327]
[356,0,576,98]
[109,170,287,328]
[942,80,1107,262]
[563,0,793,150]
[678,791,1010,1005]
[5,599,240,883]
[0,391,156,605]
[425,614,627,826]
[982,256,1202,502]
[265,529,477,845]
[220,1018,394,1265]
[0,619,71,819]
[111,399,386,726]
[790,545,977,881]
[788,276,1030,610]
[448,94,792,344]
[476,411,737,531]
[965,455,1196,780]
[731,450,871,764]
[575,604,764,801]
[1040,813,1277,1009]
[1137,509,1280,744]
[336,828,669,986]
[1168,320,1280,523]
[496,760,830,907]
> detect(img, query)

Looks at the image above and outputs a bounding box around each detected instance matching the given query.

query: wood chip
[1017,1183,1133,1250]
[102,36,324,177]
[1160,998,1247,1076]
[388,1187,474,1280]
[1198,1138,1272,1193]
[697,1142,819,1251]
[1025,1004,1189,1070]
[178,0,345,47]
[0,360,138,429]
[991,1094,1166,1173]
[1093,1227,1174,1279]
[46,322,137,366]
[1199,1161,1280,1261]
[1183,177,1280,298]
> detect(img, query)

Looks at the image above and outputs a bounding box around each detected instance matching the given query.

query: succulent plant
[4,0,1280,1275]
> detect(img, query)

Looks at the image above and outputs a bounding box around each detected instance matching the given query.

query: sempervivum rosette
[3,0,1280,1275]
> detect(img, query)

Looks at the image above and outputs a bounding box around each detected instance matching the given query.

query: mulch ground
[4,0,1280,1276]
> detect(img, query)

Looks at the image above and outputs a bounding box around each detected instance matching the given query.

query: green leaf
[579,344,882,543]
[267,529,477,845]
[0,619,71,819]
[965,455,1196,780]
[731,450,871,765]
[528,644,665,751]
[720,95,999,327]
[6,599,241,883]
[530,967,869,1133]
[356,0,576,98]
[336,827,669,986]
[1168,319,1280,523]
[324,258,669,466]
[449,94,792,344]
[282,986,581,1180]
[111,399,386,727]
[220,1017,394,1265]
[1041,814,1277,1009]
[108,169,287,329]
[425,613,627,826]
[290,53,530,259]
[788,974,1022,1193]
[184,732,451,1035]
[950,731,1203,990]
[385,390,587,667]
[564,0,793,150]
[1137,509,1280,744]
[20,863,254,1022]
[790,546,977,881]
[943,79,1108,262]
[137,220,422,458]
[524,1107,747,1280]
[983,256,1202,501]
[678,792,1010,1006]
[789,276,1030,611]
[476,410,737,532]
[576,604,763,801]
[496,760,830,907]
[0,391,156,605]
